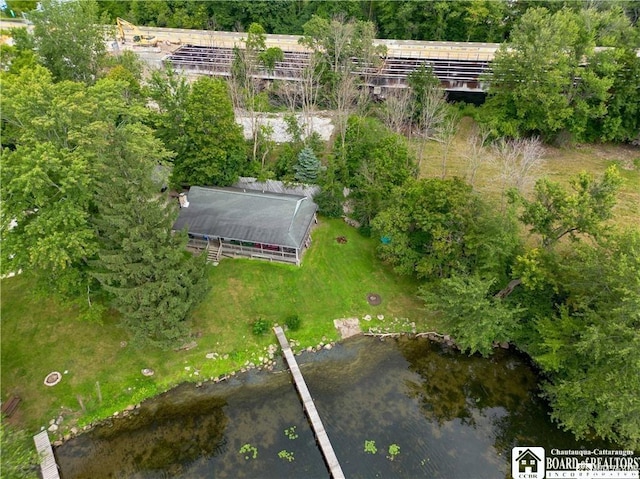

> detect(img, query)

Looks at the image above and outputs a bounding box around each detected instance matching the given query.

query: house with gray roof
[173,186,318,266]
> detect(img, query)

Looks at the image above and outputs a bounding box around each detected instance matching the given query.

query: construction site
[114,21,498,95]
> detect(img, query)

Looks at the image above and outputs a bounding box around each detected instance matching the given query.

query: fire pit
[44,371,62,387]
[367,293,382,306]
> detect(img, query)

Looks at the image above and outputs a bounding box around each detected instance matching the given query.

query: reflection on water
[56,336,609,478]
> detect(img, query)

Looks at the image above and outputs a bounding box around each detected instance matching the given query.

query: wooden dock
[274,326,345,479]
[33,430,61,479]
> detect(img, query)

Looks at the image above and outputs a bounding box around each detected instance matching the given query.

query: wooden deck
[273,326,345,479]
[33,430,60,479]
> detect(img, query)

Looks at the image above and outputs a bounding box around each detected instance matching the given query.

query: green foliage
[172,77,246,187]
[91,122,208,348]
[147,65,190,157]
[530,229,640,448]
[387,444,400,461]
[252,318,270,336]
[483,6,638,142]
[338,116,417,227]
[508,166,623,248]
[0,67,143,279]
[314,187,344,218]
[294,146,320,183]
[0,421,39,479]
[284,426,298,440]
[0,26,37,73]
[278,449,295,462]
[364,440,377,454]
[420,274,524,357]
[285,314,301,332]
[372,177,520,281]
[407,65,442,123]
[239,443,258,460]
[30,0,107,84]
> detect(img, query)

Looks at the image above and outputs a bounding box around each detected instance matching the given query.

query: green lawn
[1,218,425,434]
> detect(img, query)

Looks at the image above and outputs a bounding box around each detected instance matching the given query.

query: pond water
[55,336,609,478]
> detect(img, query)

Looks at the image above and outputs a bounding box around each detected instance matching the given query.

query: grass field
[1,218,425,433]
[417,118,640,227]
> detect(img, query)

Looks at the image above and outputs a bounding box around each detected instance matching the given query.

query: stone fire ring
[44,371,62,387]
[367,293,382,306]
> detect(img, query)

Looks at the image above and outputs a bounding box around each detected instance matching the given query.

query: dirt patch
[333,318,361,339]
[336,236,348,244]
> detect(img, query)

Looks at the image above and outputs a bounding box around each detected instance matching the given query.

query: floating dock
[273,326,345,479]
[33,430,60,479]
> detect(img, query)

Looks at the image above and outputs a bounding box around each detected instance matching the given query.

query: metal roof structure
[173,187,317,249]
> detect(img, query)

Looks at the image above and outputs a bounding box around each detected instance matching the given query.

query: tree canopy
[30,0,107,84]
[1,64,207,346]
[482,6,640,142]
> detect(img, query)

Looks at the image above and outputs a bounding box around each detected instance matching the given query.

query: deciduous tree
[171,77,246,187]
[30,0,108,84]
[372,177,520,280]
[508,166,622,248]
[420,274,524,356]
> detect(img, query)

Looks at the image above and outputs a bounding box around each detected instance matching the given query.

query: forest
[1,1,639,474]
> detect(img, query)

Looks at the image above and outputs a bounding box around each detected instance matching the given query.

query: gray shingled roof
[173,187,317,249]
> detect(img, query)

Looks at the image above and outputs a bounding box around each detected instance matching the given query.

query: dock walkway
[33,430,60,479]
[273,326,345,479]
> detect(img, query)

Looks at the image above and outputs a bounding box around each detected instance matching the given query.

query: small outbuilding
[173,186,318,266]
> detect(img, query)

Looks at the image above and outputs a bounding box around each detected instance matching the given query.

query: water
[56,336,609,478]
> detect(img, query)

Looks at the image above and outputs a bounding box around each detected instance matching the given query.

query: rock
[64,434,71,441]
[205,353,216,359]
[364,315,372,321]
[48,424,58,432]
[70,427,78,435]
[324,344,333,350]
[306,346,313,352]
[53,440,63,446]
[223,354,229,360]
[141,368,154,377]
[175,341,197,351]
[56,416,63,425]
[124,405,135,412]
[444,335,451,341]
[377,314,384,320]
[113,412,119,417]
[499,342,510,349]
[49,419,55,425]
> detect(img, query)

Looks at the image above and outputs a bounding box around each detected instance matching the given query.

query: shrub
[285,314,301,331]
[252,318,270,336]
[314,188,343,218]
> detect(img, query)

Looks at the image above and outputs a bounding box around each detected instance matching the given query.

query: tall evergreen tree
[294,146,320,183]
[92,123,207,348]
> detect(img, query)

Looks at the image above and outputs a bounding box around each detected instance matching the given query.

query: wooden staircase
[207,240,222,263]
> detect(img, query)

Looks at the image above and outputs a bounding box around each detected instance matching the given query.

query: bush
[314,188,343,218]
[285,314,301,331]
[252,318,270,336]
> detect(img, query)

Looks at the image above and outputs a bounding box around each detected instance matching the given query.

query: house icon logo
[512,447,545,479]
